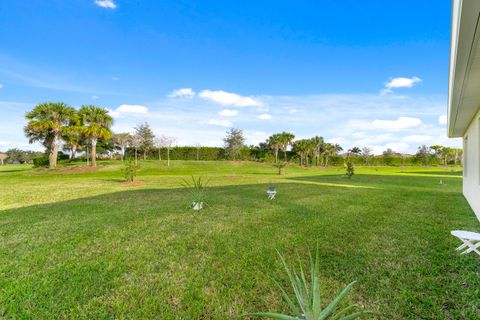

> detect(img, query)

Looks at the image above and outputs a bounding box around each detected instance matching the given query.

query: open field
[0,161,478,319]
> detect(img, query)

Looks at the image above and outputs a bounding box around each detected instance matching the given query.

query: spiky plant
[251,249,371,320]
[182,176,209,210]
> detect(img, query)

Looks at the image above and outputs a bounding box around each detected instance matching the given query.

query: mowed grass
[0,161,478,319]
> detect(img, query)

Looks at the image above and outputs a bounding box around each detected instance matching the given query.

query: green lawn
[0,161,478,319]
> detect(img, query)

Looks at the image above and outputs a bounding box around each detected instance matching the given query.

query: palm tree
[322,143,342,167]
[267,134,282,163]
[293,139,312,167]
[348,146,361,158]
[278,132,295,162]
[430,145,443,165]
[311,136,324,166]
[441,146,454,166]
[78,105,113,167]
[24,102,75,168]
[62,114,84,159]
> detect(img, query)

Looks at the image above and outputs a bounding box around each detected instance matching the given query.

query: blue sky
[0,0,458,153]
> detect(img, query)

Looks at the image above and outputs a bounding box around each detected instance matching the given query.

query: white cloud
[109,104,149,118]
[94,0,117,9]
[199,90,262,107]
[368,143,410,155]
[245,131,269,145]
[401,135,432,143]
[207,119,233,127]
[92,95,99,100]
[385,142,410,152]
[372,117,422,131]
[168,88,195,99]
[438,114,447,125]
[0,140,10,146]
[287,108,297,114]
[257,113,272,120]
[0,84,3,89]
[1,93,461,153]
[327,137,345,145]
[112,76,120,81]
[219,109,238,117]
[117,104,148,114]
[382,76,422,94]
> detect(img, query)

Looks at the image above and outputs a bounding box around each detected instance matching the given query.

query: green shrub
[260,153,276,163]
[32,156,49,167]
[122,159,139,182]
[344,161,354,178]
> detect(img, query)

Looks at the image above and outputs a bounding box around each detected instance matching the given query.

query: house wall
[463,107,480,220]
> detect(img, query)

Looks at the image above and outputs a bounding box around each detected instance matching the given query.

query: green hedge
[110,146,455,167]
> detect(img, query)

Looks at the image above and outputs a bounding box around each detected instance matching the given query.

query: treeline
[0,149,45,165]
[4,145,462,167]
[18,102,463,168]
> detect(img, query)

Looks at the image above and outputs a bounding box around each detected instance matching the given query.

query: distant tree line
[17,102,463,168]
[0,149,45,164]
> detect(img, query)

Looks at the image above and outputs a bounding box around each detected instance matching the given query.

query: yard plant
[182,176,209,210]
[251,247,371,319]
[122,158,139,182]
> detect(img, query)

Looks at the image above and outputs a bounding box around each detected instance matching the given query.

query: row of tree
[23,102,179,169]
[112,123,177,166]
[262,133,342,167]
[22,102,462,168]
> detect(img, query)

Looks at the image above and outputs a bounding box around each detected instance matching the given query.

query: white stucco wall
[463,108,480,221]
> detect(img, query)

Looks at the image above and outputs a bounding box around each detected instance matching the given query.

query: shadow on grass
[0,168,32,173]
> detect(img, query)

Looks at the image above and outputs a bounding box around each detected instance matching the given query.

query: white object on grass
[267,190,276,200]
[192,201,203,210]
[451,230,480,255]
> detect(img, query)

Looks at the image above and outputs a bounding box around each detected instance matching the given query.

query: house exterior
[448,0,480,220]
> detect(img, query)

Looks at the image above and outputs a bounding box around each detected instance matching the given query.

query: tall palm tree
[321,143,343,166]
[78,105,113,167]
[24,102,75,168]
[293,139,312,167]
[311,136,324,166]
[322,143,335,167]
[267,134,282,163]
[62,113,84,159]
[278,132,295,162]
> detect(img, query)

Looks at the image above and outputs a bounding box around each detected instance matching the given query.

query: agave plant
[251,248,371,320]
[182,176,209,210]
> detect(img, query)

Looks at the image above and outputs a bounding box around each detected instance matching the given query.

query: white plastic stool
[451,230,480,255]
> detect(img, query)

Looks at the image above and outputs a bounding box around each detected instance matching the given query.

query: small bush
[259,153,276,163]
[122,159,139,182]
[33,156,49,168]
[344,161,354,178]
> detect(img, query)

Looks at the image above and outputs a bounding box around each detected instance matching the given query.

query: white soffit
[448,0,480,137]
